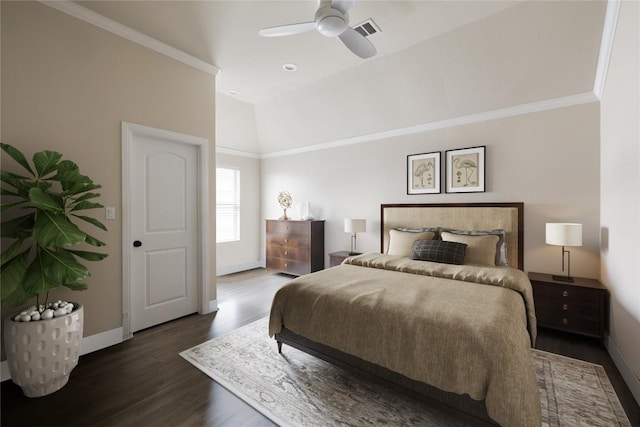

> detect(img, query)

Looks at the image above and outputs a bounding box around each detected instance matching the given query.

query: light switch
[106,207,116,220]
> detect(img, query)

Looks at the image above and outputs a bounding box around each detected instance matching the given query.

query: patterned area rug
[180,318,631,427]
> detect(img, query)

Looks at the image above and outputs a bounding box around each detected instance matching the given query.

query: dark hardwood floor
[2,268,639,426]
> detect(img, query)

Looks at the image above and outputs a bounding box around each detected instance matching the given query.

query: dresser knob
[284,263,288,268]
[562,318,568,325]
[284,251,288,255]
[284,239,288,243]
[562,304,568,311]
[562,290,569,297]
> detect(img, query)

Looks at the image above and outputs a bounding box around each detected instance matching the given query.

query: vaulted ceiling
[74,1,607,155]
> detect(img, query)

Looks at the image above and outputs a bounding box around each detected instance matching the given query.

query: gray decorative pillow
[410,240,467,265]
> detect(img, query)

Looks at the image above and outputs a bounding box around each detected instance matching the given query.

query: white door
[130,135,198,332]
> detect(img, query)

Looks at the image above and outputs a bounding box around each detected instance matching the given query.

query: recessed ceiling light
[282,63,298,72]
[228,90,239,95]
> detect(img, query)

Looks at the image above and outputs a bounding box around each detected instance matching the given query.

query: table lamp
[545,223,582,282]
[344,219,366,255]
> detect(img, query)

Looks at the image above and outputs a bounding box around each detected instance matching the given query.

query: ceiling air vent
[353,19,380,37]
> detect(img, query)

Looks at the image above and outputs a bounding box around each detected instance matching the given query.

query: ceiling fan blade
[258,21,316,37]
[338,27,377,58]
[331,0,355,14]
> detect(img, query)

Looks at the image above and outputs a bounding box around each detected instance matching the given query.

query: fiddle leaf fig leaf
[71,214,107,231]
[1,238,28,266]
[29,188,64,213]
[70,201,103,212]
[23,250,59,297]
[33,150,62,178]
[40,247,90,284]
[83,233,106,247]
[1,143,35,176]
[63,282,89,291]
[33,211,86,247]
[72,192,101,203]
[1,213,35,239]
[0,249,29,299]
[65,249,108,261]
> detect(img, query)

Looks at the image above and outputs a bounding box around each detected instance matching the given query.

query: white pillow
[440,231,500,266]
[387,229,436,256]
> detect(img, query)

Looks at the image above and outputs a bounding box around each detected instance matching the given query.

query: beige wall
[262,102,601,279]
[600,0,640,401]
[1,2,216,339]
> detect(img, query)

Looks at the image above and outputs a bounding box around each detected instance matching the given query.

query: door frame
[121,121,211,339]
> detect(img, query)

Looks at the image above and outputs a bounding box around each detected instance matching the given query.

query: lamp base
[552,274,574,283]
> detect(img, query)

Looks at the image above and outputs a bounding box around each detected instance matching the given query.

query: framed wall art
[445,146,485,193]
[407,151,441,194]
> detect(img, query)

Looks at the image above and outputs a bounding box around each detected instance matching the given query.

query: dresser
[266,220,325,276]
[528,272,608,339]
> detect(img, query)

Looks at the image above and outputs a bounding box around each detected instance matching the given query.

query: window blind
[216,167,240,243]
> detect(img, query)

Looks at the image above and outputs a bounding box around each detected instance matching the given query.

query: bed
[269,203,540,426]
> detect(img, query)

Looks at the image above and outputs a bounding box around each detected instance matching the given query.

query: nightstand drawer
[534,298,601,317]
[536,311,602,336]
[531,282,602,304]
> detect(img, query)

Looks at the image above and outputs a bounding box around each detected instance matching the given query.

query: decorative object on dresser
[407,151,441,194]
[344,218,366,255]
[445,146,485,193]
[529,272,608,339]
[545,223,582,282]
[266,220,325,276]
[277,190,292,220]
[328,251,356,267]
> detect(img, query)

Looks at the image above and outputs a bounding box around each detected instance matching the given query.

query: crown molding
[216,147,261,159]
[593,0,621,99]
[260,91,598,159]
[40,1,220,76]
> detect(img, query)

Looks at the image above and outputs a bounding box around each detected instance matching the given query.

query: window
[216,167,240,242]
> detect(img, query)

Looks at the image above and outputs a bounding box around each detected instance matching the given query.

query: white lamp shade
[545,223,582,246]
[344,219,366,233]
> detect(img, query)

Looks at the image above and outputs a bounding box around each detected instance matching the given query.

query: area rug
[180,318,631,427]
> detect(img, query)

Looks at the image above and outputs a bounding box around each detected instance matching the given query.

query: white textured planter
[4,303,83,398]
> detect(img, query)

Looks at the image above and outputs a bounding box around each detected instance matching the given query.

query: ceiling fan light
[317,15,347,37]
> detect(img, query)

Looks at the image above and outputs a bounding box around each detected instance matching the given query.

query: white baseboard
[216,260,264,277]
[606,334,640,405]
[1,326,124,383]
[208,299,219,313]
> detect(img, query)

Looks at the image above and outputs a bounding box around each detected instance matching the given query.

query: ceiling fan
[258,0,377,59]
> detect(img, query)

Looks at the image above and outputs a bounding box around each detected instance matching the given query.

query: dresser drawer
[266,234,309,248]
[266,257,309,276]
[266,246,309,263]
[266,221,309,235]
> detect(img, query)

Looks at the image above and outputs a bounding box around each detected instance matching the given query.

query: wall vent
[353,19,380,37]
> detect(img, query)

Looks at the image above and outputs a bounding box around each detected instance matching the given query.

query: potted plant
[1,143,108,397]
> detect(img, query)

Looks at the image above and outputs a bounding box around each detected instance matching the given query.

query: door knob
[133,240,142,247]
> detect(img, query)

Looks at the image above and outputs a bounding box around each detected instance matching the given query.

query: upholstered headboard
[380,203,524,270]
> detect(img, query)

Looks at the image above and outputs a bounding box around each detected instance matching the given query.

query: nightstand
[328,251,360,267]
[528,272,608,339]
